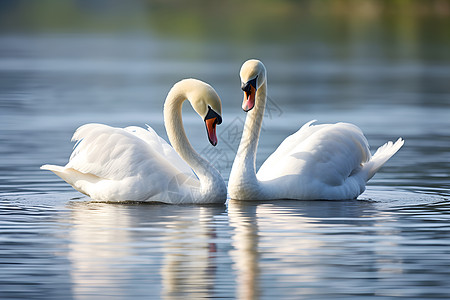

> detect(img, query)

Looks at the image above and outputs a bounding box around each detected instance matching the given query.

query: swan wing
[258,120,321,165]
[257,122,371,198]
[68,123,194,180]
[124,125,195,176]
[43,123,201,202]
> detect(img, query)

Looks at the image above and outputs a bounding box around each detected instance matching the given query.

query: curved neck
[229,82,267,188]
[163,88,223,197]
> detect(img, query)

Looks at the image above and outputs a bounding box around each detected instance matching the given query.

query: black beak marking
[204,106,222,124]
[241,76,258,92]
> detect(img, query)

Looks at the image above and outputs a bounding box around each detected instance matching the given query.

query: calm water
[1,34,450,299]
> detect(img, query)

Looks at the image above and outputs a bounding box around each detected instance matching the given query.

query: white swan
[228,59,404,200]
[41,79,227,204]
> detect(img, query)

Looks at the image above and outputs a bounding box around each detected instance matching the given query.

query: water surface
[1,34,449,299]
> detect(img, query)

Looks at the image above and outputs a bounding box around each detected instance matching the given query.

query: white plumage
[42,79,226,204]
[228,59,404,200]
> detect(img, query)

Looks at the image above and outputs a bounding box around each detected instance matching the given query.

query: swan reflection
[161,207,218,298]
[67,202,133,298]
[228,199,387,297]
[228,200,260,300]
[63,198,402,298]
[228,200,325,299]
[65,202,225,299]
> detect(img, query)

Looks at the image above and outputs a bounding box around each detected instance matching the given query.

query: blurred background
[0,0,449,189]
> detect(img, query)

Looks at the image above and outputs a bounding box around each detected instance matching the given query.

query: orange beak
[205,117,218,146]
[242,84,256,112]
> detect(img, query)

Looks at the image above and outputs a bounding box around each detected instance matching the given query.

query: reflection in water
[67,203,134,298]
[228,201,260,299]
[227,200,415,298]
[228,199,450,298]
[65,202,225,299]
[161,207,217,299]
[229,200,334,298]
[1,195,450,299]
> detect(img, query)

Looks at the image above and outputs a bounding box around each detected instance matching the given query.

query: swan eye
[241,76,258,92]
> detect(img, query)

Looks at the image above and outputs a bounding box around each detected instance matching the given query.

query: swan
[228,59,404,200]
[41,79,227,204]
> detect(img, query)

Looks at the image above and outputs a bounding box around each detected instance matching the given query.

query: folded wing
[68,123,195,181]
[257,121,371,187]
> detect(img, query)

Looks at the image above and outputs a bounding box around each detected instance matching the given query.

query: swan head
[240,59,266,112]
[180,79,223,146]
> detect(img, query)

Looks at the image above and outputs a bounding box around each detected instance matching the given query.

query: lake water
[0,34,449,299]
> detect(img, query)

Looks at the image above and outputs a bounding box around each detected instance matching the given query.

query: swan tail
[41,164,78,184]
[41,164,66,174]
[41,164,76,186]
[41,164,100,196]
[361,138,404,181]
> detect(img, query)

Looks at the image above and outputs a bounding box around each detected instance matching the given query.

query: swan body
[42,79,227,204]
[228,59,404,200]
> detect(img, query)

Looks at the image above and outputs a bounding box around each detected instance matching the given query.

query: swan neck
[231,82,267,184]
[163,89,220,190]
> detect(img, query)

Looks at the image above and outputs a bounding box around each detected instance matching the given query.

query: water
[1,34,449,299]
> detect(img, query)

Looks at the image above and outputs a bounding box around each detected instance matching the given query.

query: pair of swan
[42,59,404,204]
